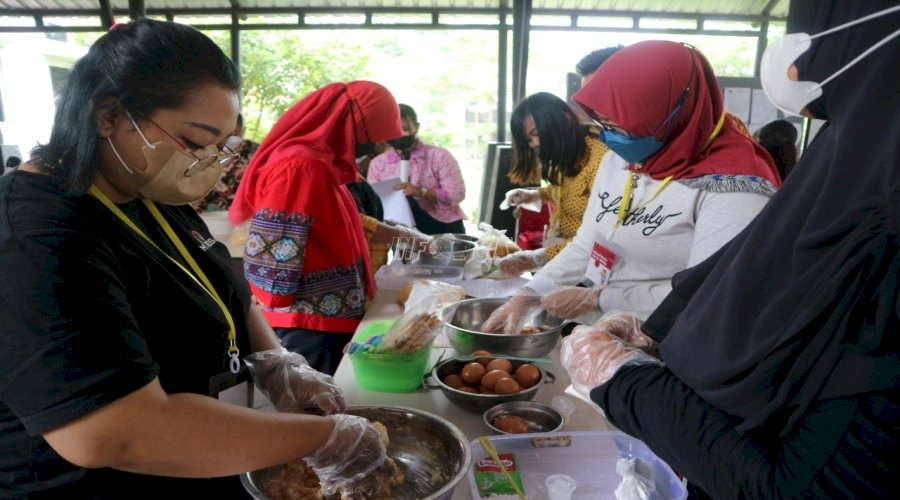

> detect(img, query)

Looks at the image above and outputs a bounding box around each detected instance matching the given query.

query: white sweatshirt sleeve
[598,190,771,316]
[528,157,611,295]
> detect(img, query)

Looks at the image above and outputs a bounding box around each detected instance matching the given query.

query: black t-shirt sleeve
[0,215,158,436]
[591,363,873,498]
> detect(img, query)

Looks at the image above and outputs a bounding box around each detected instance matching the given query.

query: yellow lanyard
[704,112,727,150]
[616,174,673,228]
[88,185,241,374]
[615,112,725,229]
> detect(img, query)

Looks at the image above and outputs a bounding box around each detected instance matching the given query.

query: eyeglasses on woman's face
[584,109,633,138]
[144,116,241,177]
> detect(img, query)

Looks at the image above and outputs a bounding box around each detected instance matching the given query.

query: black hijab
[644,0,899,435]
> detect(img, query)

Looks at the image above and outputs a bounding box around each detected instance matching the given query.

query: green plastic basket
[349,320,433,393]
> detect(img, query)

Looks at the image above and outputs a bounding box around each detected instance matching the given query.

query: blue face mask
[598,102,683,165]
[599,129,663,164]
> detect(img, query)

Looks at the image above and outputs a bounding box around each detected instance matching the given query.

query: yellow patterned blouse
[538,135,609,261]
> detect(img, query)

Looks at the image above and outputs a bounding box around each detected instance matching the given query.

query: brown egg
[478,386,494,394]
[471,350,493,366]
[442,373,465,389]
[480,369,511,391]
[486,358,513,374]
[494,377,522,395]
[460,362,487,385]
[457,385,478,393]
[514,363,541,389]
[492,415,529,434]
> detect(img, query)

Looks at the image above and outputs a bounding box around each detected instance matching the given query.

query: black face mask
[355,142,377,159]
[387,135,416,151]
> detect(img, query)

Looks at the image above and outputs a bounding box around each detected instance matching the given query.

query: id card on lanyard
[583,171,674,287]
[585,236,624,287]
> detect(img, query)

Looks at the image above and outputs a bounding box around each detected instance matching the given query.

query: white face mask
[760,5,900,117]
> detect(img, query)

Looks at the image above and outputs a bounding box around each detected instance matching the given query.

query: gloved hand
[561,323,661,399]
[589,311,658,356]
[497,248,546,275]
[304,414,396,499]
[386,220,430,244]
[503,189,541,209]
[244,348,346,415]
[540,285,602,319]
[480,287,543,334]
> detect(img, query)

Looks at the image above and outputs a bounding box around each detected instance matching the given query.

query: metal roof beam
[98,0,114,29]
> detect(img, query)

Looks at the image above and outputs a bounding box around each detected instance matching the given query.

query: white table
[331,289,613,499]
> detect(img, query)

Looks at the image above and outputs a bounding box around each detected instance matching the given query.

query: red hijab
[573,41,780,186]
[230,81,402,223]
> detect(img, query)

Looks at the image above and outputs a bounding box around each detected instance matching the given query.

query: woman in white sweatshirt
[483,41,782,330]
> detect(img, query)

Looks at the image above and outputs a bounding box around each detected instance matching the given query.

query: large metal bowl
[398,237,476,268]
[428,357,552,412]
[241,406,471,500]
[443,297,565,358]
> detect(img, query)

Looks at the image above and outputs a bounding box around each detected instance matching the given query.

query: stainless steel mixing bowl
[427,357,552,412]
[240,406,471,500]
[443,297,565,357]
[398,237,476,268]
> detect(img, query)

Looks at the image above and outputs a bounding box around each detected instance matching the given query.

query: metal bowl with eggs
[483,401,565,435]
[240,406,471,500]
[426,355,553,412]
[442,297,568,358]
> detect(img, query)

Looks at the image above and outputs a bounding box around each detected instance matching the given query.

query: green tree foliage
[204,30,367,142]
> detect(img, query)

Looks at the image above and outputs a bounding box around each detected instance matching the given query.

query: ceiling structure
[0,0,789,140]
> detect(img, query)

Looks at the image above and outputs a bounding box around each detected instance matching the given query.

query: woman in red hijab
[230,81,405,374]
[484,41,780,331]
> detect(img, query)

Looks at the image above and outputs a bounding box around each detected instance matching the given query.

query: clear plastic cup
[545,473,577,500]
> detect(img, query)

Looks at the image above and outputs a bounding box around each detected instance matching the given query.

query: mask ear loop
[812,28,900,90]
[802,4,900,91]
[106,137,134,174]
[654,46,697,142]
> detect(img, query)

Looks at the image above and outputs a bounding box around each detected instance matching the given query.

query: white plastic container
[468,431,687,499]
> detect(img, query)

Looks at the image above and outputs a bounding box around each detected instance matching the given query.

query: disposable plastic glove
[561,325,660,399]
[304,414,397,499]
[480,287,543,334]
[589,311,658,356]
[540,285,602,319]
[384,220,431,249]
[244,348,346,415]
[500,188,541,210]
[497,248,546,275]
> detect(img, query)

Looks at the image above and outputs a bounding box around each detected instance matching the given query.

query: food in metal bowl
[442,298,566,358]
[262,422,403,500]
[241,406,471,500]
[429,357,551,412]
[483,401,565,435]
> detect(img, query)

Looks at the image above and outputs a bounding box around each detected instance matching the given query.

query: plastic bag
[399,279,465,310]
[375,283,448,354]
[476,222,521,258]
[614,457,656,500]
[463,246,493,280]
